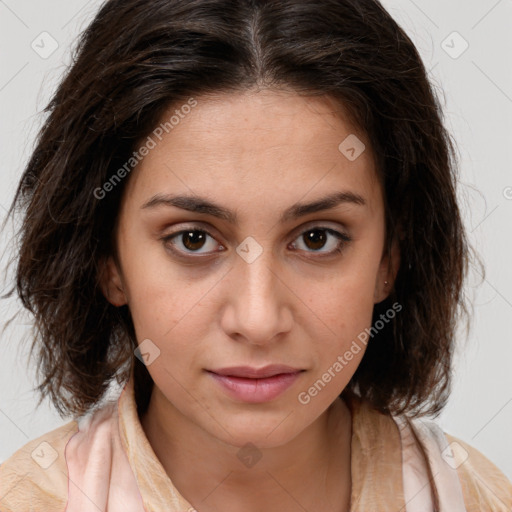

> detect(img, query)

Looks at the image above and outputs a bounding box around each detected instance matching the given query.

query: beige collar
[118,377,411,511]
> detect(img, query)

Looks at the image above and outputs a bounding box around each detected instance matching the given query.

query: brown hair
[5,0,475,419]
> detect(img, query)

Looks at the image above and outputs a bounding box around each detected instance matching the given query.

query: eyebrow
[141,190,366,224]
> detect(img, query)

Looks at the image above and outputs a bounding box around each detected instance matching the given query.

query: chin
[201,406,309,449]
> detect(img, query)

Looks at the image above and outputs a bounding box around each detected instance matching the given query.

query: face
[103,89,399,449]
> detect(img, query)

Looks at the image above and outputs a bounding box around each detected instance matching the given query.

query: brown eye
[163,228,222,255]
[181,230,207,251]
[303,229,328,250]
[291,227,351,256]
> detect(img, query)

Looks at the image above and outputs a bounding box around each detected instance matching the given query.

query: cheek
[320,262,379,334]
[119,236,222,372]
[304,257,380,388]
[117,232,191,338]
[315,287,373,368]
[126,269,208,343]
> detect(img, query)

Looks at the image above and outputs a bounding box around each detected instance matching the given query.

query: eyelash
[161,225,352,259]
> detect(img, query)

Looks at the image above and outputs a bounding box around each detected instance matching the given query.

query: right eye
[161,228,225,256]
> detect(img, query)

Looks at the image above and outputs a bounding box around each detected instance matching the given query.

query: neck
[140,388,352,512]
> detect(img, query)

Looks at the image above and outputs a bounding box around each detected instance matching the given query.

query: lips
[206,365,304,403]
[209,364,302,379]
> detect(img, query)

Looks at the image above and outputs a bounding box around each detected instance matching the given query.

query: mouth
[206,365,305,403]
[208,364,303,379]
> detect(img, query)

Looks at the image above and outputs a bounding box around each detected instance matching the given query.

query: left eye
[290,227,350,255]
[162,226,350,256]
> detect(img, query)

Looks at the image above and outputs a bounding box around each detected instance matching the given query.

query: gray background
[0,0,511,481]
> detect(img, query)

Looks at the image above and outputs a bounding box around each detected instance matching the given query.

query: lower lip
[207,371,302,403]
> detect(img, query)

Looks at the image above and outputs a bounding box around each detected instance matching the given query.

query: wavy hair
[5,0,474,419]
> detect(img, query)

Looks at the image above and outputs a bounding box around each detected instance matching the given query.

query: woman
[1,0,510,510]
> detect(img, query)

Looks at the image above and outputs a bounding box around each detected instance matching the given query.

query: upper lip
[209,365,302,379]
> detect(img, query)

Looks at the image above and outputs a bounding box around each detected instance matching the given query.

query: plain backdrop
[0,0,511,481]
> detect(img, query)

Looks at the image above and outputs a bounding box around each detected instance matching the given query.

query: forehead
[122,89,383,217]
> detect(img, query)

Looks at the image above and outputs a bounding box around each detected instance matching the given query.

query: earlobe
[98,256,128,307]
[374,236,400,304]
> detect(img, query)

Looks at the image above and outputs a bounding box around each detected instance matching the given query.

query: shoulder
[0,399,120,512]
[346,394,512,511]
[403,414,511,511]
[0,420,78,512]
[446,434,512,512]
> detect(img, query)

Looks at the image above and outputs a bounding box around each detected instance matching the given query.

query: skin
[102,89,400,512]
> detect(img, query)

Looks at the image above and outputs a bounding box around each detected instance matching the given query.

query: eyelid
[161,219,348,242]
[160,220,351,259]
[289,219,349,238]
[159,225,222,260]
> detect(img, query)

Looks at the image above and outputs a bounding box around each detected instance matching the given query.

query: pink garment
[62,381,461,511]
[65,402,146,512]
[1,374,511,511]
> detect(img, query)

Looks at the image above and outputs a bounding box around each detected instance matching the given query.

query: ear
[374,235,400,304]
[98,255,128,307]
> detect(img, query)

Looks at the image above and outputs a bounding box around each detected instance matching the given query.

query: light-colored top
[0,375,510,511]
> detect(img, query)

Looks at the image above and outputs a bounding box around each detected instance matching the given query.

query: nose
[219,244,293,346]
